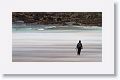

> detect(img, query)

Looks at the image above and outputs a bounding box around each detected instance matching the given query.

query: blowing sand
[12,31,102,62]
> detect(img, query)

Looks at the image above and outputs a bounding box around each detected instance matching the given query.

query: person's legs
[79,49,81,55]
[77,49,80,55]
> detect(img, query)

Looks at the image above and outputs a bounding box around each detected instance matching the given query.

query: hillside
[12,12,102,26]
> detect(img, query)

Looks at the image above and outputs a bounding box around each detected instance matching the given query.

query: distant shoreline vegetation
[12,12,102,27]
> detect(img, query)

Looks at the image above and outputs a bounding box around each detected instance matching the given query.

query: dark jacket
[76,41,83,49]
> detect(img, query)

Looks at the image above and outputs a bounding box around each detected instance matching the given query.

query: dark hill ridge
[12,12,102,26]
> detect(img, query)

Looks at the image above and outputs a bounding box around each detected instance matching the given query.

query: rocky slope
[12,12,102,26]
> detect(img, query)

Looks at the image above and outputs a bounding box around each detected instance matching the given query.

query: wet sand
[12,31,102,62]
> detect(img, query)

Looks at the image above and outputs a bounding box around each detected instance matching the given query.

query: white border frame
[0,0,114,74]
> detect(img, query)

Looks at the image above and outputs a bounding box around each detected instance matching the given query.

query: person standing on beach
[76,40,83,55]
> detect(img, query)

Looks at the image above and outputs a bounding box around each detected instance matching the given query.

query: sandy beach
[12,30,102,62]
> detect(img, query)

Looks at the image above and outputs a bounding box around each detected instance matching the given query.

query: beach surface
[12,30,102,62]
